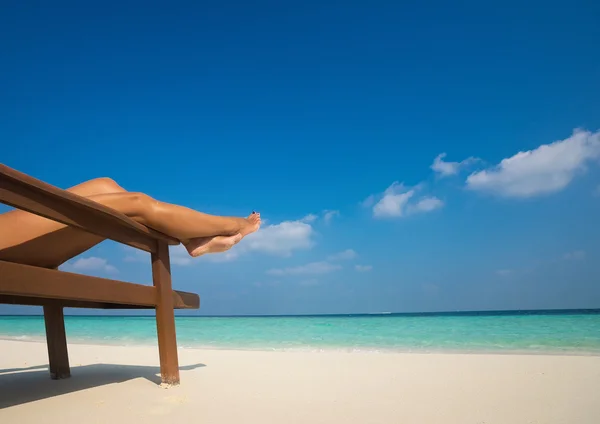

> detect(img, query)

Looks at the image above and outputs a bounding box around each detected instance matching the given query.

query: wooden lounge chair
[0,164,200,385]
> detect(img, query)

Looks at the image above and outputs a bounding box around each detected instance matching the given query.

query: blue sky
[1,1,599,315]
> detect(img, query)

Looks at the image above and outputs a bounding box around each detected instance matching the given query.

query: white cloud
[373,183,415,217]
[466,129,600,198]
[496,269,512,276]
[122,216,318,266]
[300,210,340,224]
[355,265,372,272]
[431,153,479,177]
[267,261,342,276]
[172,217,315,263]
[563,250,585,260]
[243,218,315,257]
[327,249,357,261]
[409,196,444,213]
[62,256,118,274]
[323,210,340,223]
[370,182,444,218]
[300,214,318,223]
[594,184,600,197]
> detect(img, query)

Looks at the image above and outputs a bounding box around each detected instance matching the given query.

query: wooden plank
[0,292,199,310]
[152,241,180,385]
[172,290,200,309]
[0,163,179,253]
[0,261,199,308]
[0,295,149,309]
[0,260,157,306]
[43,305,71,379]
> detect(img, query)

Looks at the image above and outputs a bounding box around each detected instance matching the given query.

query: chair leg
[43,304,71,379]
[152,241,180,385]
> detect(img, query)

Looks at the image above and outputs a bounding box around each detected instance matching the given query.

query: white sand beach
[1,340,599,423]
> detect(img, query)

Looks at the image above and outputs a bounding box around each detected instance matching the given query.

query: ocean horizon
[3,306,600,317]
[1,309,599,355]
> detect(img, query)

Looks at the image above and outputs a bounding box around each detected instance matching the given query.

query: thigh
[0,209,104,268]
[0,177,127,268]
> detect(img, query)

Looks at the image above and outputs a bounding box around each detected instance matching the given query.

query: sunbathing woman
[0,177,261,269]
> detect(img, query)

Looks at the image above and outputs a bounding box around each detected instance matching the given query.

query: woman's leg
[0,177,260,268]
[0,178,127,268]
[85,191,259,240]
[85,191,261,256]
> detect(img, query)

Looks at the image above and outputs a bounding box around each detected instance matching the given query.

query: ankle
[223,218,245,235]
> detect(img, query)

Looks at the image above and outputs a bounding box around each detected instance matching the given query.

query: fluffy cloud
[323,210,340,223]
[266,247,356,279]
[301,210,340,224]
[182,217,315,263]
[411,196,444,213]
[466,129,600,198]
[243,218,315,256]
[327,249,357,261]
[300,214,318,223]
[122,217,318,266]
[355,265,372,272]
[369,182,444,218]
[267,261,342,276]
[372,184,414,217]
[62,256,118,274]
[431,153,479,177]
[266,248,358,278]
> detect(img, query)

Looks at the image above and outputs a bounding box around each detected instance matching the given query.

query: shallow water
[1,311,599,354]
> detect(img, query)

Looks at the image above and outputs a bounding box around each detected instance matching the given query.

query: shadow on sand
[0,362,205,409]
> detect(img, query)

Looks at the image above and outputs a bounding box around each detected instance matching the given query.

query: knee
[92,177,125,194]
[127,192,158,222]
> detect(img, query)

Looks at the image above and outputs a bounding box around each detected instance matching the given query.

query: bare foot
[240,212,261,237]
[183,233,243,257]
[182,212,261,257]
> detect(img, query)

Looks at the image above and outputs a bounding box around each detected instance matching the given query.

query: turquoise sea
[1,310,599,354]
